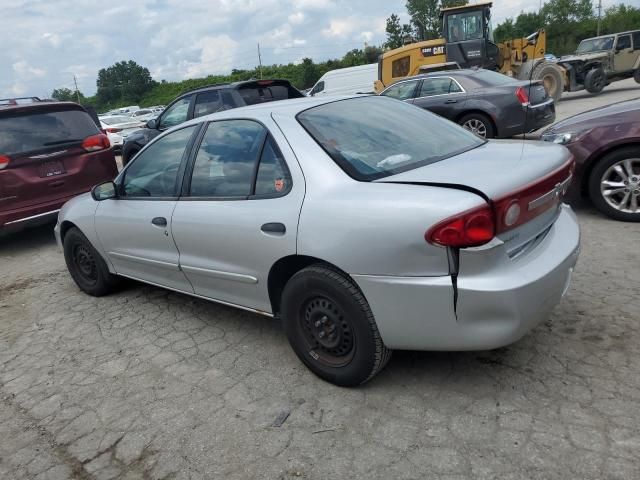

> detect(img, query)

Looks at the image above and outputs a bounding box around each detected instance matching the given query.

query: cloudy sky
[1,0,637,98]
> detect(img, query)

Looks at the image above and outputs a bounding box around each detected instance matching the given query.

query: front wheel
[458,113,495,139]
[588,148,640,221]
[584,67,606,94]
[63,227,121,296]
[281,265,392,386]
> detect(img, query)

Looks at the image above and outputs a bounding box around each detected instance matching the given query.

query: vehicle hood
[378,140,571,199]
[546,98,640,132]
[559,52,608,62]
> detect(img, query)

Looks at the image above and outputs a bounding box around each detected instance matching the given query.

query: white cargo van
[308,64,377,96]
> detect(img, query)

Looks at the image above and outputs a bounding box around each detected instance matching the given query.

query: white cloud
[13,61,46,77]
[2,0,638,98]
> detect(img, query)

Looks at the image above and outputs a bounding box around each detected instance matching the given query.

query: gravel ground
[1,82,639,479]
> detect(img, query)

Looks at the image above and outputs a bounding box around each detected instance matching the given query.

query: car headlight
[540,131,587,145]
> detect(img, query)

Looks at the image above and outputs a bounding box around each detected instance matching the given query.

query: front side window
[297,96,484,181]
[189,120,265,197]
[311,81,325,95]
[617,35,632,50]
[392,56,410,78]
[419,78,460,97]
[633,31,640,49]
[122,126,197,197]
[381,81,418,100]
[159,95,192,129]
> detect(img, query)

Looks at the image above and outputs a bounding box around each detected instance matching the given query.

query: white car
[99,115,145,151]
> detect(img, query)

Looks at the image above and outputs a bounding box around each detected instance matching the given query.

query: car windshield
[297,97,484,181]
[576,36,614,53]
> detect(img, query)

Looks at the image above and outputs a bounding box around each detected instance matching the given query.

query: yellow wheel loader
[375,1,566,101]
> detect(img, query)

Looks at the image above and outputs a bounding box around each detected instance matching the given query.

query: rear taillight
[515,86,529,105]
[0,155,10,170]
[427,157,575,248]
[493,157,574,233]
[82,133,110,152]
[105,127,122,133]
[426,205,495,248]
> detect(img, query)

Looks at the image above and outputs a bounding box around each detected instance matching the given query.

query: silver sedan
[55,96,580,386]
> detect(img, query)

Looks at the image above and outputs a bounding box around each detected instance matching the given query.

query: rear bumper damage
[353,205,580,351]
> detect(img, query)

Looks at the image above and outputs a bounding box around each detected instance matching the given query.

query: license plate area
[39,160,66,177]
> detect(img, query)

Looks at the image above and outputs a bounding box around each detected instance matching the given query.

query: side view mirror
[146,118,157,129]
[91,181,117,201]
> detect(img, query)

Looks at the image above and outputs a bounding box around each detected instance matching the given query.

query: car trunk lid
[378,140,574,253]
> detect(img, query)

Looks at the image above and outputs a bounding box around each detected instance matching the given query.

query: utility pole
[257,43,263,79]
[73,75,81,103]
[597,0,602,36]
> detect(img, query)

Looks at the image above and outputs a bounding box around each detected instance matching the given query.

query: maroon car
[541,99,640,221]
[1,99,118,234]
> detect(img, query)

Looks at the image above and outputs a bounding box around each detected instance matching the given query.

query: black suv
[122,79,304,165]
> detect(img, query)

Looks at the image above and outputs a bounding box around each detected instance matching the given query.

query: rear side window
[419,78,461,97]
[633,31,640,49]
[617,35,631,50]
[238,82,304,105]
[0,108,99,155]
[193,90,235,118]
[392,56,410,78]
[297,96,484,181]
[255,137,291,196]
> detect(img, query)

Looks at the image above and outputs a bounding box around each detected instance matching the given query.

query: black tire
[532,62,564,102]
[281,264,392,386]
[588,147,640,222]
[458,113,496,139]
[63,227,121,296]
[634,69,640,84]
[122,147,139,167]
[584,67,606,94]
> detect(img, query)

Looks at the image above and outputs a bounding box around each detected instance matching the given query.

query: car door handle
[261,222,286,234]
[445,99,458,104]
[151,217,167,227]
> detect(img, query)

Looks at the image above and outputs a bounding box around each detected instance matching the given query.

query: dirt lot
[1,84,640,480]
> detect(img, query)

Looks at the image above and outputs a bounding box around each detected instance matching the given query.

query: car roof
[0,100,83,115]
[179,95,375,127]
[176,78,296,97]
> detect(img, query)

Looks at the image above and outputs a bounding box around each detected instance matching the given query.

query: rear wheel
[63,227,120,296]
[459,113,495,139]
[281,264,392,386]
[584,67,606,94]
[588,148,640,221]
[531,62,564,102]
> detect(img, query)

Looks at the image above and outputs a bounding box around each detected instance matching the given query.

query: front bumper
[353,205,580,351]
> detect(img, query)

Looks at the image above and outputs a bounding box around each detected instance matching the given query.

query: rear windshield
[297,96,484,181]
[0,107,99,155]
[238,82,304,105]
[470,70,517,85]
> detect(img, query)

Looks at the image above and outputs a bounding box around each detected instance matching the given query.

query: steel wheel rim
[463,119,487,138]
[592,71,605,90]
[600,157,640,214]
[300,295,355,368]
[73,244,98,285]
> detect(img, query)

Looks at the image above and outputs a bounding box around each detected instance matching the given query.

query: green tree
[96,60,156,106]
[51,87,85,103]
[364,45,383,63]
[384,13,412,49]
[406,0,469,40]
